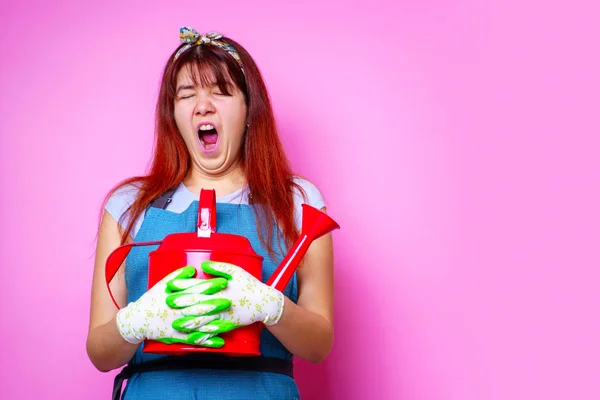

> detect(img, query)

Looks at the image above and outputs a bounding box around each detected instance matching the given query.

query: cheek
[174,105,192,135]
[232,102,248,131]
[221,102,247,137]
[231,110,247,143]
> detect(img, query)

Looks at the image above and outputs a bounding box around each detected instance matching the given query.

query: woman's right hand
[116,266,231,348]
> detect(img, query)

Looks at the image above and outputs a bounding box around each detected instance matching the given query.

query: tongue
[201,132,218,145]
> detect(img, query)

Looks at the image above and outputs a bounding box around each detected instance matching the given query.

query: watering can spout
[266,204,340,291]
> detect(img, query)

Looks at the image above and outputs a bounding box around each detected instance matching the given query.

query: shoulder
[292,176,326,210]
[104,182,142,225]
[291,176,327,230]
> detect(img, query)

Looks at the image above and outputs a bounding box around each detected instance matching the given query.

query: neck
[183,161,246,198]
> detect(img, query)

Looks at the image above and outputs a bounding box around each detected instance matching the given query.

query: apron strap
[148,188,177,210]
[112,354,294,400]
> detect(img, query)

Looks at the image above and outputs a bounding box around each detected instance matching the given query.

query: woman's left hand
[166,260,284,335]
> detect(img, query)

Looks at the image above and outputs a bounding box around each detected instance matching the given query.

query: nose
[194,95,215,115]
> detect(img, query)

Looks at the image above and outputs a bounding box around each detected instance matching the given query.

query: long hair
[100,36,303,257]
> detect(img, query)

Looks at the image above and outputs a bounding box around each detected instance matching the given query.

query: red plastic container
[105,188,339,357]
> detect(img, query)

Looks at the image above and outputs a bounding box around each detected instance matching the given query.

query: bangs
[169,46,242,97]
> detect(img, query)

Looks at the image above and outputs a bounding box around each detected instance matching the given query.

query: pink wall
[1,1,598,399]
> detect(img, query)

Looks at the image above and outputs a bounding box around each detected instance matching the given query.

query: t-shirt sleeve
[104,183,141,230]
[292,177,327,230]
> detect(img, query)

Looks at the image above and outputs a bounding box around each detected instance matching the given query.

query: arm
[266,207,335,364]
[86,211,140,372]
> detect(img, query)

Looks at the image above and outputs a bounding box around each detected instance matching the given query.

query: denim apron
[116,193,300,400]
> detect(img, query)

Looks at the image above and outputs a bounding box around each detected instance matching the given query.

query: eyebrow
[176,82,224,94]
[176,84,195,94]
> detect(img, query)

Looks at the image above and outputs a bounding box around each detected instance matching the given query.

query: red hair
[101,36,304,257]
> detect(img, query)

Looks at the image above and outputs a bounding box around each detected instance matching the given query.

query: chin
[196,154,232,174]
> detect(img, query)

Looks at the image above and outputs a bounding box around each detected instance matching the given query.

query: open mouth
[197,123,219,152]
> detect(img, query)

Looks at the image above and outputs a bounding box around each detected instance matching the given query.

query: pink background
[1,0,598,399]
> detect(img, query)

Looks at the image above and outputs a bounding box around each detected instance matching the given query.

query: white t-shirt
[105,176,326,239]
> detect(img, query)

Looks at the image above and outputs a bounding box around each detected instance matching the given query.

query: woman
[86,27,335,400]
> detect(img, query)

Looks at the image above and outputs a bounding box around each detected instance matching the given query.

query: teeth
[199,124,215,131]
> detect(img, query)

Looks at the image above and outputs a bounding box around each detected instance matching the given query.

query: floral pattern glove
[166,261,284,335]
[116,266,231,348]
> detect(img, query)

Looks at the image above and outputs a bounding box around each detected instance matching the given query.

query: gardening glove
[166,261,284,335]
[116,266,231,348]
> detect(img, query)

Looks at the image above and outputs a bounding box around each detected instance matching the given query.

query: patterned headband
[174,26,244,73]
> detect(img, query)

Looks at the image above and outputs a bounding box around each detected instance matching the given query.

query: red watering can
[105,189,340,356]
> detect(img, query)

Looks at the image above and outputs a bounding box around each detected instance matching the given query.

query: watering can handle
[198,189,217,237]
[104,240,162,308]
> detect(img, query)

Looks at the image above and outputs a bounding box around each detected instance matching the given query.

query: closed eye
[178,93,196,99]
